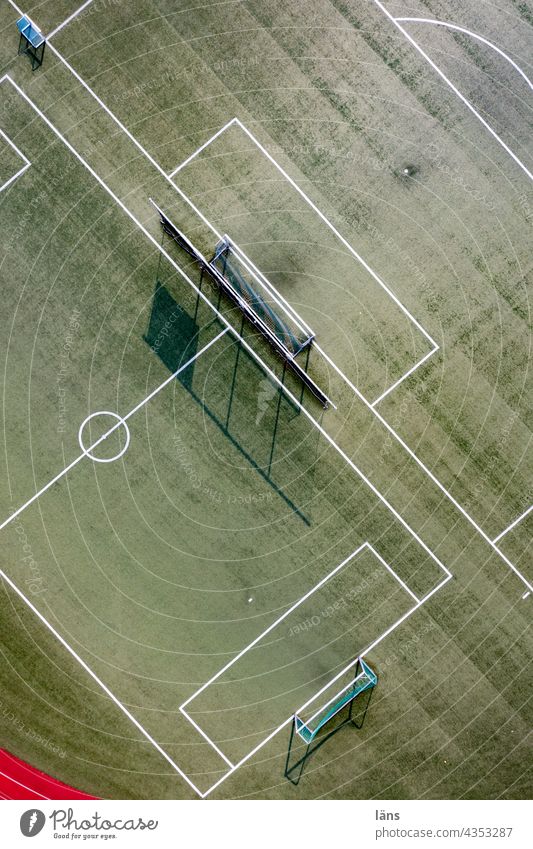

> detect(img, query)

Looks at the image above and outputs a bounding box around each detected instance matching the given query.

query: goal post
[210,236,314,358]
[284,658,377,785]
[151,200,334,410]
[16,16,45,70]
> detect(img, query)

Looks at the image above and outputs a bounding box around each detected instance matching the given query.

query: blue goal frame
[17,16,46,70]
[284,658,377,785]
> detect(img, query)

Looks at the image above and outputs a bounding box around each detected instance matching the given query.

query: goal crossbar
[151,200,332,409]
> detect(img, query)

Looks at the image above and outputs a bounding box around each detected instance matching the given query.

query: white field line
[0,127,31,194]
[493,504,533,544]
[313,340,533,595]
[222,235,313,340]
[168,117,238,177]
[178,712,234,769]
[303,666,367,729]
[47,0,94,40]
[0,566,205,798]
[166,118,530,591]
[0,452,86,533]
[199,571,453,798]
[226,236,315,338]
[0,77,451,797]
[0,327,228,534]
[168,119,439,400]
[181,539,425,776]
[370,345,438,407]
[394,18,533,92]
[365,543,420,602]
[178,115,437,351]
[371,0,533,182]
[298,573,450,720]
[3,1,525,796]
[180,544,368,711]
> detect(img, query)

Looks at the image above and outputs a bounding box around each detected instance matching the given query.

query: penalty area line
[0,329,228,533]
[198,571,453,799]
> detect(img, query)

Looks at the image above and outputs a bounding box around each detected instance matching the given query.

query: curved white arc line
[371,0,533,182]
[395,17,533,92]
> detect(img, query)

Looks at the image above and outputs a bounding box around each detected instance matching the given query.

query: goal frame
[284,657,377,786]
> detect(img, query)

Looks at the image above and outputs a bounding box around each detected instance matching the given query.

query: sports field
[0,0,531,800]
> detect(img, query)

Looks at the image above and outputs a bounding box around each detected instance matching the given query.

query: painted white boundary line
[493,504,533,544]
[199,571,452,798]
[372,0,533,182]
[6,0,530,592]
[366,542,419,602]
[313,340,533,594]
[47,0,94,40]
[0,565,205,797]
[0,74,451,797]
[168,118,439,404]
[394,18,533,92]
[0,127,30,194]
[180,540,423,771]
[371,346,437,408]
[169,115,439,351]
[180,544,368,712]
[302,665,367,730]
[166,123,531,591]
[220,228,436,408]
[168,117,238,178]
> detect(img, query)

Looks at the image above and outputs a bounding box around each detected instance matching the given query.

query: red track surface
[0,749,97,799]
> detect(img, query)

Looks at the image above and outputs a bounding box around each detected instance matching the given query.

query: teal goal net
[285,658,377,785]
[211,236,313,358]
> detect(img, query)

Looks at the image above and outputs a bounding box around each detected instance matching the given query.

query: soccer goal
[211,236,313,358]
[16,16,45,70]
[284,658,377,785]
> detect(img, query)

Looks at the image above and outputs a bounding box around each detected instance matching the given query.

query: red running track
[0,749,97,799]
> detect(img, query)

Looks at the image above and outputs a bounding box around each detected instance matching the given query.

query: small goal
[284,657,377,785]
